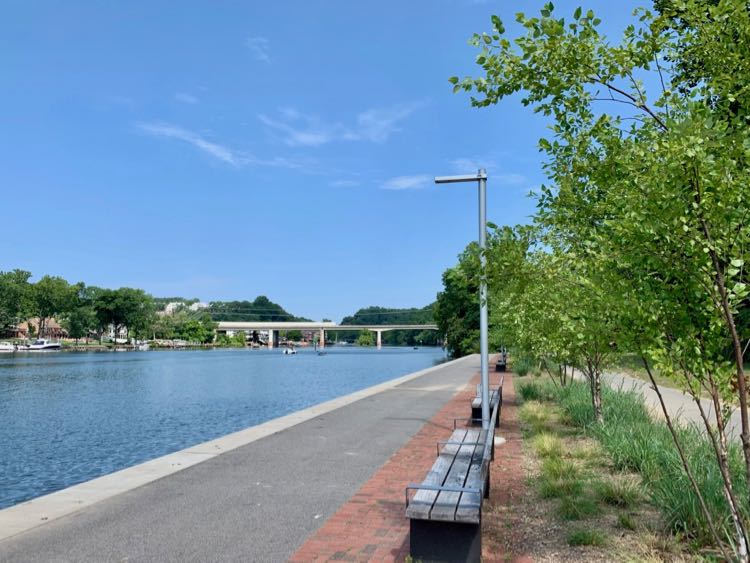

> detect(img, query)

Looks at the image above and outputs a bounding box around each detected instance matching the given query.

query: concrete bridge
[216,321,439,350]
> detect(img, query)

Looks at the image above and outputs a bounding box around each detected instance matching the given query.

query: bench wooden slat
[455,444,486,524]
[471,390,499,409]
[429,444,477,521]
[406,429,467,519]
[429,429,485,522]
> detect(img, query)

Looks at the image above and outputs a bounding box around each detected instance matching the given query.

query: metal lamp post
[434,169,490,430]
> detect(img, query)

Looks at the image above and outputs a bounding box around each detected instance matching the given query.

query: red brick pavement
[290,368,528,562]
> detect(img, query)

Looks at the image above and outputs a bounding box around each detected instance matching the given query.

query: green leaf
[491,15,505,34]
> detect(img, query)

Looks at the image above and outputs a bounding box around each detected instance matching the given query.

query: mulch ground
[289,366,531,562]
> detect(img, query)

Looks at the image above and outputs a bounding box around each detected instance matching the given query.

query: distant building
[163,302,183,315]
[10,318,68,339]
[160,301,208,316]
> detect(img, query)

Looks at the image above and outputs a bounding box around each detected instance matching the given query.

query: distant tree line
[340,305,440,346]
[0,270,216,344]
[206,296,310,323]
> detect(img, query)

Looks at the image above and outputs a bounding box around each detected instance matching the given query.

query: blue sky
[2,1,637,321]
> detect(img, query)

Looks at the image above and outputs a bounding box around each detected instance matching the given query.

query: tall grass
[513,355,537,377]
[519,379,750,548]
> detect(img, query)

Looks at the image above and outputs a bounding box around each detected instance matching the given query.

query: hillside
[339,304,439,346]
[206,296,310,322]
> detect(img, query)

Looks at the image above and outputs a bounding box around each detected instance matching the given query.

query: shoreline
[0,354,466,543]
[1,344,445,354]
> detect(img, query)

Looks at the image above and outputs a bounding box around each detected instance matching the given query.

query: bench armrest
[453,417,483,429]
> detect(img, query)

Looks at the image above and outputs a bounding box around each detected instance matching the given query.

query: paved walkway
[291,368,529,562]
[603,371,743,439]
[0,355,479,562]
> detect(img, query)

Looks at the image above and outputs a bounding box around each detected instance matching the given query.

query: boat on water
[0,342,16,353]
[21,339,62,351]
[283,346,297,355]
[136,343,150,351]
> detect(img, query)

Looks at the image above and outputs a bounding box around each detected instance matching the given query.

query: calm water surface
[0,346,446,509]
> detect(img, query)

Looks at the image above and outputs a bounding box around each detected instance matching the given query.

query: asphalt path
[603,370,743,439]
[0,354,478,562]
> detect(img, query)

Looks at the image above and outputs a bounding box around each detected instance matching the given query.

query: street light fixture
[435,169,490,431]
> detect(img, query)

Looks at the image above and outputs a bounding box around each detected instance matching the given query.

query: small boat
[283,347,297,355]
[136,342,150,351]
[317,351,327,356]
[0,342,15,353]
[24,339,62,351]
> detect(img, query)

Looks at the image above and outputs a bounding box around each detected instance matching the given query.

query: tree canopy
[439,1,750,556]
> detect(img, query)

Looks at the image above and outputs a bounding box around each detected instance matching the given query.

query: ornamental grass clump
[532,432,563,459]
[566,528,607,547]
[528,378,750,551]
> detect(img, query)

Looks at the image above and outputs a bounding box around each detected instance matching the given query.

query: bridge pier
[267,329,274,349]
[375,329,383,350]
[319,329,325,349]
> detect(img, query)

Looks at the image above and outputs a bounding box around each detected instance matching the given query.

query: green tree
[340,304,438,346]
[62,284,98,343]
[0,269,31,335]
[455,1,750,556]
[94,288,155,343]
[31,275,76,338]
[434,245,480,357]
[356,329,374,347]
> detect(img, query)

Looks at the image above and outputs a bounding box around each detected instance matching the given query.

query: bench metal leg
[471,406,482,424]
[410,519,481,563]
[472,406,500,428]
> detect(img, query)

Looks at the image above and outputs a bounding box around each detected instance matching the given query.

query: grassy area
[518,378,748,559]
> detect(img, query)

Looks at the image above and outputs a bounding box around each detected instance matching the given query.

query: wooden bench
[470,377,503,428]
[405,399,500,562]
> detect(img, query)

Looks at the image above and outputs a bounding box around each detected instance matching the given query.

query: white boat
[136,342,150,351]
[24,339,62,351]
[283,347,297,355]
[0,342,15,353]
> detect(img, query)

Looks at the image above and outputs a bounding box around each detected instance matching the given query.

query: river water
[0,346,446,509]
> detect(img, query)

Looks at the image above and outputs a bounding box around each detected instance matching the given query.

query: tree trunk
[690,370,749,561]
[585,357,603,423]
[592,370,602,423]
[694,178,750,500]
[642,356,731,560]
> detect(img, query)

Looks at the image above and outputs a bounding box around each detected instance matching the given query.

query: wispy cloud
[355,104,422,142]
[381,175,430,190]
[258,113,335,147]
[174,92,198,104]
[135,121,322,173]
[330,179,361,188]
[246,36,271,63]
[449,155,527,186]
[137,122,240,165]
[449,157,491,174]
[495,172,527,186]
[258,102,423,147]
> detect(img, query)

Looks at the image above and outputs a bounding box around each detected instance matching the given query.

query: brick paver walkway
[290,367,528,562]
